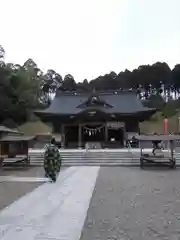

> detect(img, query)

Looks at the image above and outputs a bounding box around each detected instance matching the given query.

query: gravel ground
[80,167,180,240]
[0,167,44,211]
[0,166,66,211]
[0,166,45,178]
[0,181,42,211]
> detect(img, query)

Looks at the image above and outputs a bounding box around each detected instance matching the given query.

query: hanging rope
[83,125,105,135]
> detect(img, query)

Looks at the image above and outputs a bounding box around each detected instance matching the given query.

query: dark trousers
[44,168,57,182]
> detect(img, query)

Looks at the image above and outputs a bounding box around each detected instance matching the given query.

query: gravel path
[0,166,44,178]
[0,166,66,211]
[80,167,180,240]
[0,167,45,211]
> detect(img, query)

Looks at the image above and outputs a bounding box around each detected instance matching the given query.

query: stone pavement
[0,176,49,183]
[0,166,100,240]
[1,166,180,240]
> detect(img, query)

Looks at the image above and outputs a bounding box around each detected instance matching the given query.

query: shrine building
[35,90,156,148]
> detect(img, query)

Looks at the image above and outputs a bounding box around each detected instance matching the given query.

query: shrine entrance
[82,124,105,142]
[63,121,126,148]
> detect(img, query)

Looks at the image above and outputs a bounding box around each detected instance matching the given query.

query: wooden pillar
[170,140,174,159]
[122,122,126,147]
[78,124,82,149]
[61,125,65,148]
[105,123,108,142]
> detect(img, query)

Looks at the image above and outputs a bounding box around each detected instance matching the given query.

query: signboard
[107,122,124,129]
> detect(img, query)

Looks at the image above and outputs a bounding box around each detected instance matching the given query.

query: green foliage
[144,94,165,110]
[2,118,17,129]
[0,50,43,125]
[0,45,64,126]
[18,121,52,135]
[149,112,162,122]
[140,112,180,134]
[1,44,180,129]
[162,100,180,118]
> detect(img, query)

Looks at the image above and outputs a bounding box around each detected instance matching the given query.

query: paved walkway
[1,166,180,240]
[0,176,49,183]
[0,167,100,240]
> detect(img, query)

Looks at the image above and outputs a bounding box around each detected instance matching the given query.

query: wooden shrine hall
[0,125,36,167]
[35,90,156,148]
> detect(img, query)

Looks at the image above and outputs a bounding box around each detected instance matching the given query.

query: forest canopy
[0,45,180,127]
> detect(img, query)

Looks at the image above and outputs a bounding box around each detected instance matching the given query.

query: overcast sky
[1,0,180,81]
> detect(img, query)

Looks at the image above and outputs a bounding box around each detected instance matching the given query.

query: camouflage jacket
[44,144,62,172]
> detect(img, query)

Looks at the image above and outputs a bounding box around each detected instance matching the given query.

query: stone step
[29,152,138,155]
[3,149,178,166]
[30,158,140,162]
[29,152,178,156]
[60,163,140,166]
[30,162,179,166]
[29,154,180,159]
[29,149,180,155]
[30,162,140,166]
[29,158,180,166]
[30,156,139,160]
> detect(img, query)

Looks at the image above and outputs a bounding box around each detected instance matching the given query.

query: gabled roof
[136,135,180,141]
[0,135,35,142]
[35,90,156,116]
[77,93,113,109]
[0,126,21,134]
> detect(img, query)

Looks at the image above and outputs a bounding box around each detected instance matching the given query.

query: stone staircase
[29,149,180,166]
[85,142,102,149]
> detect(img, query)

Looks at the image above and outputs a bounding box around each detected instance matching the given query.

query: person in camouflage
[44,138,62,182]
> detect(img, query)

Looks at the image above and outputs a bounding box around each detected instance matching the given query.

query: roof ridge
[56,89,137,97]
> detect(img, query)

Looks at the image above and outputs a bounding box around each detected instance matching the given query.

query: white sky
[0,0,180,82]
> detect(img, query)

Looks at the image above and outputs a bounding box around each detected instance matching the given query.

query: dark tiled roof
[0,126,20,133]
[136,135,180,141]
[36,90,156,115]
[0,135,35,142]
